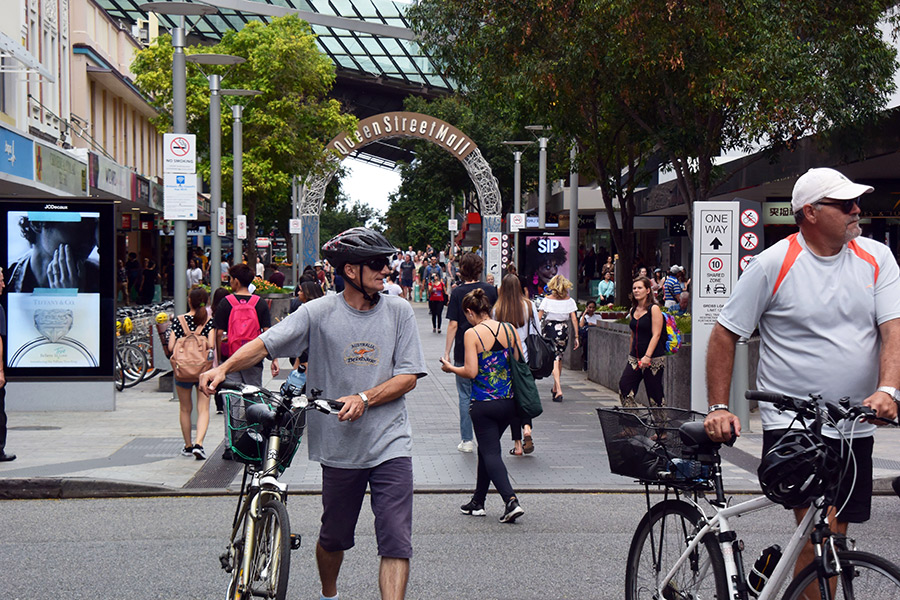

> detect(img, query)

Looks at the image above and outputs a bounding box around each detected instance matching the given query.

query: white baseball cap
[669,265,683,274]
[791,168,873,213]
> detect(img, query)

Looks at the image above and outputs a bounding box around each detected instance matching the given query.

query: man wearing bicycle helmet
[200,227,426,600]
[705,168,900,575]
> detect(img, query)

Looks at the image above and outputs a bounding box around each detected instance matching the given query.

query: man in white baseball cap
[704,166,900,582]
[790,167,874,214]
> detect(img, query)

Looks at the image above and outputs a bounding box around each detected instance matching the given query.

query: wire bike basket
[597,407,707,484]
[224,389,306,472]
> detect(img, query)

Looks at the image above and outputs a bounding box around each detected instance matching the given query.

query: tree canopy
[131,15,357,264]
[409,0,898,278]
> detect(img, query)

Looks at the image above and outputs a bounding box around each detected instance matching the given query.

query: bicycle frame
[230,432,287,597]
[658,493,820,599]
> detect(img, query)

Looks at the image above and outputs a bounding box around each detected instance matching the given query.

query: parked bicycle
[598,392,900,599]
[216,381,343,600]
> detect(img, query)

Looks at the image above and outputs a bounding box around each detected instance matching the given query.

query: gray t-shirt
[260,293,426,468]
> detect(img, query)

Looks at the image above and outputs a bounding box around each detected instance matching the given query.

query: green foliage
[385,94,541,250]
[409,0,898,269]
[320,198,384,245]
[130,16,357,262]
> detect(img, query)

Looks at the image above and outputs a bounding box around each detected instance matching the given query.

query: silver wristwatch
[707,403,730,415]
[358,392,369,410]
[876,386,900,405]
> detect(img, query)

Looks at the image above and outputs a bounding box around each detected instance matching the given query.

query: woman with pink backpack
[168,287,216,460]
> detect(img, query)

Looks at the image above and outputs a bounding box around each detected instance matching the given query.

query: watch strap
[358,392,369,409]
[707,403,730,415]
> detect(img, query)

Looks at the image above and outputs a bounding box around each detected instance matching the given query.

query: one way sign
[700,211,733,254]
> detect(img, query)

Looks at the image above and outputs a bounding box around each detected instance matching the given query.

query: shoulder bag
[503,323,543,419]
[524,302,555,380]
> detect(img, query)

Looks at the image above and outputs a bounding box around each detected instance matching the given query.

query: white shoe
[457,440,475,453]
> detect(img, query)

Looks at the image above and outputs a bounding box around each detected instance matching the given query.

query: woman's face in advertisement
[537,260,557,283]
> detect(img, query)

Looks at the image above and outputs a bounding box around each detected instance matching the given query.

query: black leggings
[618,357,665,407]
[429,300,444,329]
[470,398,517,504]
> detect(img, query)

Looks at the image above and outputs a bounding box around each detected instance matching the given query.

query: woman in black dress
[138,258,158,304]
[619,276,666,407]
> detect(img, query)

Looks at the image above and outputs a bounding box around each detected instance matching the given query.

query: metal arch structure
[299,112,502,272]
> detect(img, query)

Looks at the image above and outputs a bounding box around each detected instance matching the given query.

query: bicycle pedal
[218,552,232,572]
[290,533,302,550]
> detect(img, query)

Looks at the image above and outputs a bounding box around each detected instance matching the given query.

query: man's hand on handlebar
[863,390,898,422]
[200,367,227,396]
[335,393,366,422]
[704,409,741,443]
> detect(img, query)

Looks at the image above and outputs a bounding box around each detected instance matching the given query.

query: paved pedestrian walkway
[2,302,900,498]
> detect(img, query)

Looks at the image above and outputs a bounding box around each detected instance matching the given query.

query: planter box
[562,320,760,410]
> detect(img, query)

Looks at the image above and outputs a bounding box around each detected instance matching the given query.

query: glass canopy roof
[96,0,454,91]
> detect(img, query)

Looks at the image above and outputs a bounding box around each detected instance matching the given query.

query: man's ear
[343,263,357,279]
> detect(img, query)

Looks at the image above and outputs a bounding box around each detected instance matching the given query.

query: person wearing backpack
[618,276,666,407]
[168,287,216,460]
[213,263,278,388]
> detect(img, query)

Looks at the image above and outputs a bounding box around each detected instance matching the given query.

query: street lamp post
[140,1,217,316]
[185,53,246,295]
[501,140,534,272]
[569,142,579,301]
[525,125,551,229]
[221,89,262,265]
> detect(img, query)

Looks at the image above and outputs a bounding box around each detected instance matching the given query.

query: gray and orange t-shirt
[718,232,900,438]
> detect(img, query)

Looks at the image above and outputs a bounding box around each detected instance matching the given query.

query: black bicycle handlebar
[744,390,898,427]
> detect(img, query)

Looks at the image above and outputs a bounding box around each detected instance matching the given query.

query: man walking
[0,268,14,462]
[705,167,900,579]
[213,263,278,387]
[201,227,425,600]
[443,253,498,453]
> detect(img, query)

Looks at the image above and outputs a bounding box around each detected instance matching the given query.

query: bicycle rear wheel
[247,499,291,600]
[118,343,148,388]
[781,550,900,599]
[625,498,728,600]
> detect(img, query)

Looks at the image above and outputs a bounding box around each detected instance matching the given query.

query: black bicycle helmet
[321,227,396,306]
[757,430,843,509]
[322,227,396,269]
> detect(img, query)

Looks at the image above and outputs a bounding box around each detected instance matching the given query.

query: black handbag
[524,304,555,380]
[503,323,543,419]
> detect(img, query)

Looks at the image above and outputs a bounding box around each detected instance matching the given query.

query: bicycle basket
[597,407,705,482]
[223,390,306,472]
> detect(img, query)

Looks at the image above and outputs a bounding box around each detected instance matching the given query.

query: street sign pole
[690,201,740,413]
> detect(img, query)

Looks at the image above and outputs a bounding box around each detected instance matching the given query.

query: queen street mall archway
[299,112,502,275]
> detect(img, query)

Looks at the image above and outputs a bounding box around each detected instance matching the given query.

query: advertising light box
[1,199,115,380]
[521,233,571,297]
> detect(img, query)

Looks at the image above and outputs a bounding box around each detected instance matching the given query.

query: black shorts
[762,429,873,523]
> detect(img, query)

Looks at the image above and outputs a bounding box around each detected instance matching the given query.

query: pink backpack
[225,294,261,357]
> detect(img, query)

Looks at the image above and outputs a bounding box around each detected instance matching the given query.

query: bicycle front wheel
[118,343,148,387]
[625,499,729,600]
[248,499,291,600]
[781,550,900,599]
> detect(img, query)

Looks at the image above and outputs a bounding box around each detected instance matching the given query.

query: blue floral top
[471,324,513,401]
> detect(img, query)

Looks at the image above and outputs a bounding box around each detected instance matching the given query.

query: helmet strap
[342,265,380,307]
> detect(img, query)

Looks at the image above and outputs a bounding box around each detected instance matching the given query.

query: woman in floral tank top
[440,288,525,523]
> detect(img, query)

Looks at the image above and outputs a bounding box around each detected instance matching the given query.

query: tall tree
[131,16,357,266]
[409,0,898,280]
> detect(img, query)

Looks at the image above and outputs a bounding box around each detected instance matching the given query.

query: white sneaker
[457,440,475,453]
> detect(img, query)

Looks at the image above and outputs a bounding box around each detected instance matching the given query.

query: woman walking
[538,275,579,402]
[428,272,447,332]
[619,276,666,407]
[493,274,540,455]
[440,288,525,523]
[168,287,215,460]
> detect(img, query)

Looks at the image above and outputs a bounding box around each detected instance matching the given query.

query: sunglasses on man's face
[362,257,390,271]
[815,197,861,214]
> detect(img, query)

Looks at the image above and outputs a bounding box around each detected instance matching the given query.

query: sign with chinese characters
[762,201,795,225]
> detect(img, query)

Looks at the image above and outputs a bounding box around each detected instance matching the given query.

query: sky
[341,158,401,221]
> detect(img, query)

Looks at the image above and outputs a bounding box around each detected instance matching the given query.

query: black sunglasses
[361,256,390,271]
[815,197,861,214]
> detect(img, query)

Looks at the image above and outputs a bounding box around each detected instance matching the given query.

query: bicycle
[598,392,900,600]
[216,381,343,600]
